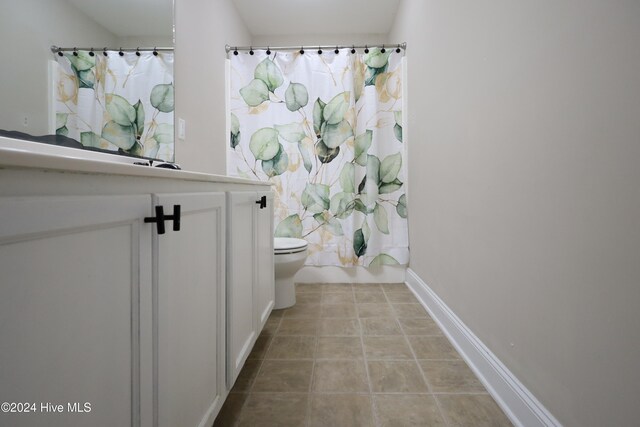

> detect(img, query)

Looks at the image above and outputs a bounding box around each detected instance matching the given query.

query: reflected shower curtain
[228,48,408,267]
[53,50,174,161]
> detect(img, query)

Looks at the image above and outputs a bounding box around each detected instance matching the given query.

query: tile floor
[214,283,513,427]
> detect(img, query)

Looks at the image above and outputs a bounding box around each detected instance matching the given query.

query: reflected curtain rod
[225,42,406,54]
[50,45,174,53]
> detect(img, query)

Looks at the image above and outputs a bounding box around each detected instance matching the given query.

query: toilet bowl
[274,237,308,309]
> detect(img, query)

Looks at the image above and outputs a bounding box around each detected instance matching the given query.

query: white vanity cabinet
[0,144,273,427]
[226,191,274,387]
[154,193,226,427]
[0,195,154,427]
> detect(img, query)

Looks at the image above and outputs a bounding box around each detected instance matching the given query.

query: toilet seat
[274,237,308,255]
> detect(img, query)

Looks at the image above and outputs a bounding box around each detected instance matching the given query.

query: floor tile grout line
[387,283,452,427]
[305,326,319,427]
[357,312,379,427]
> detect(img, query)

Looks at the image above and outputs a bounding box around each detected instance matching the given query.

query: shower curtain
[53,50,174,162]
[228,48,408,267]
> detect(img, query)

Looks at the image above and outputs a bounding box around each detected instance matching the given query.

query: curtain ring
[233,47,238,55]
[153,47,158,56]
[103,47,108,56]
[136,47,141,56]
[364,45,369,54]
[381,44,386,53]
[266,46,271,55]
[72,47,78,56]
[396,44,401,53]
[57,48,63,57]
[249,46,254,55]
[88,47,95,57]
[334,46,339,54]
[300,46,305,54]
[118,47,124,56]
[318,46,322,55]
[351,45,356,54]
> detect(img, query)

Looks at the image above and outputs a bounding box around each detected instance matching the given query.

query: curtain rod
[51,45,174,53]
[225,43,406,54]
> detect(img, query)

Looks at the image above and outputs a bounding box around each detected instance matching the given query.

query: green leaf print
[394,123,403,142]
[275,123,306,143]
[262,144,289,177]
[298,143,313,173]
[106,94,136,126]
[330,192,356,219]
[250,128,280,160]
[254,58,284,92]
[313,98,326,135]
[373,203,390,234]
[313,212,345,236]
[230,113,240,135]
[56,126,69,136]
[55,113,68,130]
[315,139,340,164]
[285,82,309,111]
[362,219,371,243]
[66,51,95,71]
[369,254,399,267]
[76,68,95,89]
[101,121,136,150]
[323,92,350,125]
[380,152,402,184]
[275,214,303,238]
[379,179,403,194]
[353,228,367,258]
[354,198,373,214]
[354,130,373,166]
[394,111,402,126]
[394,111,403,142]
[230,113,241,149]
[240,79,269,107]
[321,120,353,149]
[365,65,388,86]
[301,183,330,213]
[339,163,356,193]
[396,194,408,219]
[154,123,174,144]
[150,84,174,113]
[80,131,102,148]
[133,100,145,139]
[363,155,381,206]
[364,48,391,69]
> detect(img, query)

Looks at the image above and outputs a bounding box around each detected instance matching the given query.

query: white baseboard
[405,268,562,427]
[294,265,406,283]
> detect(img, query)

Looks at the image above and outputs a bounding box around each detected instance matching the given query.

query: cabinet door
[225,191,259,387]
[255,191,275,330]
[154,193,226,427]
[0,195,153,427]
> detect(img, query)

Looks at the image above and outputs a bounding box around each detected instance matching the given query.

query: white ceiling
[232,0,400,36]
[65,0,173,37]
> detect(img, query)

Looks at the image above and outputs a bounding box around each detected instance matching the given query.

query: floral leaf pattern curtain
[53,50,174,161]
[228,48,408,267]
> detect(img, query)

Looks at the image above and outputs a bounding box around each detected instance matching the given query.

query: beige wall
[251,33,388,48]
[174,0,251,174]
[0,0,118,135]
[389,1,640,425]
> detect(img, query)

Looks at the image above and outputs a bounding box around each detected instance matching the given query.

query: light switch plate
[178,118,186,140]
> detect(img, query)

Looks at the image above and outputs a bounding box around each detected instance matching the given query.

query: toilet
[274,237,308,309]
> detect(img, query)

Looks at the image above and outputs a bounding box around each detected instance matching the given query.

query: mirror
[0,0,174,161]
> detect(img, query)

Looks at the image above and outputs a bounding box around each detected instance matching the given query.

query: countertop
[0,136,271,186]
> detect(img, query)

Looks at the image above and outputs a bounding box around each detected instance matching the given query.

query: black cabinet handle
[256,195,267,209]
[144,204,181,234]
